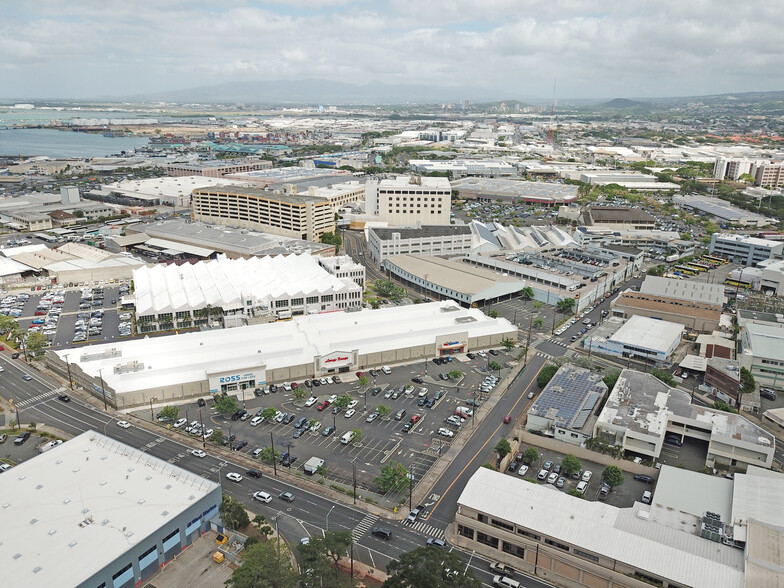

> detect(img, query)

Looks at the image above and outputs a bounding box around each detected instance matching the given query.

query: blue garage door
[111,563,133,588]
[138,545,159,581]
[162,529,181,561]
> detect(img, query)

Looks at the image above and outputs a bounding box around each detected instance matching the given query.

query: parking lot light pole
[199,408,206,449]
[332,413,337,433]
[270,432,277,476]
[98,368,107,411]
[63,353,73,390]
[326,505,335,531]
[149,397,155,422]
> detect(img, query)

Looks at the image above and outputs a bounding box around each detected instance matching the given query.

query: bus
[725,278,751,289]
[703,255,727,265]
[686,262,710,272]
[673,265,698,276]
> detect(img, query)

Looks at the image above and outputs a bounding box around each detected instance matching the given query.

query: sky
[2,0,783,101]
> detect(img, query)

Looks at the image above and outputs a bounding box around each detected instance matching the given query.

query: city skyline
[2,1,783,101]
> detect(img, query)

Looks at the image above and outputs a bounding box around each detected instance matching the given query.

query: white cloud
[2,1,784,99]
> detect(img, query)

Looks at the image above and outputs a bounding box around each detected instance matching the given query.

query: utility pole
[524,316,533,364]
[98,368,108,411]
[63,353,73,390]
[199,408,206,448]
[270,432,277,476]
[352,459,357,505]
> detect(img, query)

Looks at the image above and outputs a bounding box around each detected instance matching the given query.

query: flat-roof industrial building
[367,225,473,265]
[586,315,683,365]
[48,301,516,409]
[1,431,221,588]
[451,177,579,206]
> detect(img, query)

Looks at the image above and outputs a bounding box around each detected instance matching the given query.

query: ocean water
[0,128,150,159]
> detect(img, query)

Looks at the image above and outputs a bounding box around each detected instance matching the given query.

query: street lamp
[326,505,335,531]
[149,397,156,421]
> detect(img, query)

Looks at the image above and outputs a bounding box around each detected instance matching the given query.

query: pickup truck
[489,562,516,578]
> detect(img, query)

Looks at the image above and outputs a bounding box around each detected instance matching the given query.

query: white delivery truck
[303,457,325,475]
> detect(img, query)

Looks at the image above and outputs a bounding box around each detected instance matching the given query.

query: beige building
[191,186,335,241]
[365,175,452,226]
[754,162,784,189]
[167,159,272,177]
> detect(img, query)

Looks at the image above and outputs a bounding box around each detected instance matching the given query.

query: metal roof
[457,468,744,588]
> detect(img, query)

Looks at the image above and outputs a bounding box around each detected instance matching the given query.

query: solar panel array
[534,368,605,431]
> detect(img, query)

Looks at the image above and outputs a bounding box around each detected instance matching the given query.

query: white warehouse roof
[610,315,684,352]
[133,253,354,316]
[0,431,218,588]
[59,301,515,395]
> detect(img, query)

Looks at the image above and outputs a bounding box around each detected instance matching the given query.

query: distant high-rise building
[461,99,470,110]
[60,186,80,205]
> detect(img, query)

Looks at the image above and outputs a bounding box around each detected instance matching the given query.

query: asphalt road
[2,352,557,587]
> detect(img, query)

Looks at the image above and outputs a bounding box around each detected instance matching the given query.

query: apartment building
[365,175,452,226]
[754,162,784,189]
[191,186,335,241]
[367,225,472,265]
[709,233,784,267]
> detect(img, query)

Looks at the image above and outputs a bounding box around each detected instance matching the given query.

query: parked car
[633,474,653,484]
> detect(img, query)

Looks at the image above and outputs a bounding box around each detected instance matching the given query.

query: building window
[502,542,525,559]
[477,513,488,524]
[545,538,570,551]
[458,524,474,539]
[291,298,303,306]
[275,299,288,308]
[491,519,514,532]
[306,296,319,304]
[633,571,664,587]
[573,548,599,563]
[477,531,499,549]
[516,529,541,541]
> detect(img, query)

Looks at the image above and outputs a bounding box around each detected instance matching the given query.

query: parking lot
[2,281,133,349]
[145,349,516,497]
[503,445,658,508]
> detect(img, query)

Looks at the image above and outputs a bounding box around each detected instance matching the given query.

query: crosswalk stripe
[410,521,445,539]
[351,513,378,542]
[16,387,66,408]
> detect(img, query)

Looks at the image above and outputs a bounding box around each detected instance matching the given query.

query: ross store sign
[325,356,349,363]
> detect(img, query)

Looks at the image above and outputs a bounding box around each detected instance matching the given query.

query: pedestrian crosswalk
[351,513,378,542]
[16,387,67,408]
[546,337,569,348]
[409,520,445,539]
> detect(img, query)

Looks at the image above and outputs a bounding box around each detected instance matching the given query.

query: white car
[250,416,263,427]
[328,395,338,403]
[173,418,187,428]
[547,472,559,484]
[326,376,334,385]
[226,472,243,483]
[344,409,356,418]
[437,428,454,438]
[418,387,429,397]
[283,382,292,391]
[202,428,213,439]
[304,397,317,407]
[116,420,131,429]
[253,491,272,503]
[517,464,529,477]
[191,449,207,458]
[581,470,593,483]
[347,400,358,409]
[310,421,322,432]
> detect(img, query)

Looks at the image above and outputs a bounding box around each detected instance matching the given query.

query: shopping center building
[47,301,516,409]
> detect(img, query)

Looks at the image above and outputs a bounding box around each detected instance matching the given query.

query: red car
[317,401,331,411]
[0,345,4,351]
[34,310,46,316]
[356,371,364,378]
[291,382,298,389]
[503,415,512,424]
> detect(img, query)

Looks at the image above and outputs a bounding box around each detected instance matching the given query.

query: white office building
[367,225,473,264]
[587,315,683,365]
[709,233,784,267]
[364,175,452,226]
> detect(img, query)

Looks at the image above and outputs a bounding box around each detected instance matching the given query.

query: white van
[340,431,354,445]
[492,576,521,588]
[381,365,391,375]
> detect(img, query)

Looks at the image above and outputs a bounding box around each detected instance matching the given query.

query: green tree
[228,541,298,588]
[448,369,463,380]
[293,387,307,402]
[210,430,225,446]
[602,465,625,488]
[520,286,534,302]
[567,488,585,499]
[739,367,755,401]
[500,337,515,351]
[376,404,392,419]
[602,369,621,391]
[557,298,576,313]
[214,394,240,417]
[299,531,353,586]
[494,438,512,459]
[252,514,274,539]
[383,546,481,588]
[712,400,739,414]
[488,361,501,374]
[258,446,281,465]
[533,317,544,328]
[650,368,676,387]
[333,394,352,408]
[561,454,582,476]
[487,309,500,318]
[357,375,369,388]
[261,407,278,421]
[532,301,543,310]
[220,494,250,530]
[158,405,179,421]
[537,364,559,388]
[350,428,363,444]
[522,447,539,464]
[375,460,409,494]
[0,315,17,335]
[320,231,342,249]
[315,464,328,483]
[26,332,47,358]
